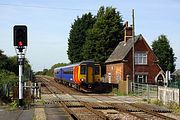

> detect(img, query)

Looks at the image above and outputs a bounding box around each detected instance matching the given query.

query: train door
[87,66,93,83]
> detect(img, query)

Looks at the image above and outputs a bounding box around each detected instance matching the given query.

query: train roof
[54,60,99,70]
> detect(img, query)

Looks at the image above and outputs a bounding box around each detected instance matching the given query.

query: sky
[0,0,180,72]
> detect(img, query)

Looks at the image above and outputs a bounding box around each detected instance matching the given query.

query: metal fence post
[147,84,150,100]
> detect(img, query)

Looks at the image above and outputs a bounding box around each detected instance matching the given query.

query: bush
[8,100,18,110]
[112,88,126,96]
[151,99,163,106]
[167,101,180,113]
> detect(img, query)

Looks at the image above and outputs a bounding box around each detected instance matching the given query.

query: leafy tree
[0,49,31,80]
[82,29,97,60]
[0,70,18,86]
[0,50,8,70]
[51,63,68,70]
[5,56,31,80]
[152,35,176,73]
[35,63,68,76]
[6,56,19,75]
[82,6,124,63]
[23,59,32,81]
[49,63,68,76]
[67,12,96,63]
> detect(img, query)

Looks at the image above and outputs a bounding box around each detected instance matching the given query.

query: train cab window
[80,65,86,74]
[95,65,100,75]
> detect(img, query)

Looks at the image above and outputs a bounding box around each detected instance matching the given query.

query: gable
[135,37,158,62]
[105,35,141,64]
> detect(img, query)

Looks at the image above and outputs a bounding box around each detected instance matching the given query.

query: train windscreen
[80,65,86,74]
[94,65,100,75]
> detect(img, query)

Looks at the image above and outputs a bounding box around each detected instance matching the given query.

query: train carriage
[54,61,111,92]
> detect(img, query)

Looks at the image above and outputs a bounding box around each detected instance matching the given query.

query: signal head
[13,25,27,47]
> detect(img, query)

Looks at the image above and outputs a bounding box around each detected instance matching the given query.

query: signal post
[13,25,28,107]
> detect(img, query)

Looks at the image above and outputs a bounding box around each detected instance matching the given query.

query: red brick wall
[133,37,161,84]
[106,37,161,85]
[106,63,124,83]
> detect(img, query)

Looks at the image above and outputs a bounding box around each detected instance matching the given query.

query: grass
[150,99,163,106]
[146,99,180,114]
[35,99,45,104]
[111,88,126,96]
[7,100,18,110]
[166,101,180,114]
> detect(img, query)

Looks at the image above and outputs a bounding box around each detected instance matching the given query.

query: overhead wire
[0,3,97,12]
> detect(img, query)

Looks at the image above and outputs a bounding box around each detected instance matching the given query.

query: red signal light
[18,41,23,46]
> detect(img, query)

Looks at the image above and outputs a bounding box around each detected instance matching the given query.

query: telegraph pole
[132,9,135,83]
[13,25,28,107]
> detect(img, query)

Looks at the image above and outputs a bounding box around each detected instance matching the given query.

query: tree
[5,56,31,80]
[67,12,96,63]
[0,50,8,70]
[50,63,68,70]
[152,35,176,73]
[48,63,68,76]
[35,63,68,76]
[82,6,124,63]
[6,56,19,75]
[0,70,18,86]
[0,70,18,97]
[0,50,32,80]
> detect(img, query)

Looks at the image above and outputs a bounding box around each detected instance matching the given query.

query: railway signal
[13,25,28,107]
[14,25,27,52]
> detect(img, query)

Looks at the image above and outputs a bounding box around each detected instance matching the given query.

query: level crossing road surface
[0,108,34,120]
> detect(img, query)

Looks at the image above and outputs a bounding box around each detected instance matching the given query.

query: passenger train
[54,61,111,92]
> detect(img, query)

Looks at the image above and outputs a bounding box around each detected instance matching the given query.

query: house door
[157,74,164,86]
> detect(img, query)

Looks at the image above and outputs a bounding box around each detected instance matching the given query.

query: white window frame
[135,52,147,65]
[135,74,147,83]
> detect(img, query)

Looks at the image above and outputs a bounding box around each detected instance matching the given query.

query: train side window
[95,65,100,75]
[63,70,73,74]
[80,65,86,74]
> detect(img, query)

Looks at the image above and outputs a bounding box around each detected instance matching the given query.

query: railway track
[37,76,177,120]
[91,92,176,120]
[39,76,108,120]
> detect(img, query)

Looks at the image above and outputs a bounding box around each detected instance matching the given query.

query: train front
[79,61,111,92]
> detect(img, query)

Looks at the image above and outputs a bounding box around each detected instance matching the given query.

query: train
[54,61,112,92]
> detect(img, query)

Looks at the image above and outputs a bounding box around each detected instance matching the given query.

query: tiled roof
[105,34,142,63]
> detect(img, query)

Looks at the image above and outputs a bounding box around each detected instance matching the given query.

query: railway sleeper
[93,106,115,109]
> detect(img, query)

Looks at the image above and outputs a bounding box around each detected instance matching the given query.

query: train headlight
[88,84,92,88]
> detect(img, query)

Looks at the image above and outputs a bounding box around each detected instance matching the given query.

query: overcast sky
[0,0,180,71]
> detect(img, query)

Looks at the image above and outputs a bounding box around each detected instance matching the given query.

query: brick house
[105,22,165,94]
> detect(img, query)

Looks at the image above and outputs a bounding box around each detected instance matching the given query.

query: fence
[131,82,158,100]
[130,82,180,105]
[158,86,179,105]
[13,82,41,101]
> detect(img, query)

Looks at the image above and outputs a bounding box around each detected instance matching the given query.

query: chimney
[123,21,133,45]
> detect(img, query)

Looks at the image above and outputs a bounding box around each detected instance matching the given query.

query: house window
[116,73,121,81]
[135,74,147,83]
[135,52,147,65]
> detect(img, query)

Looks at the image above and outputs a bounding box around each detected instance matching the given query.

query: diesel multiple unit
[54,61,111,92]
